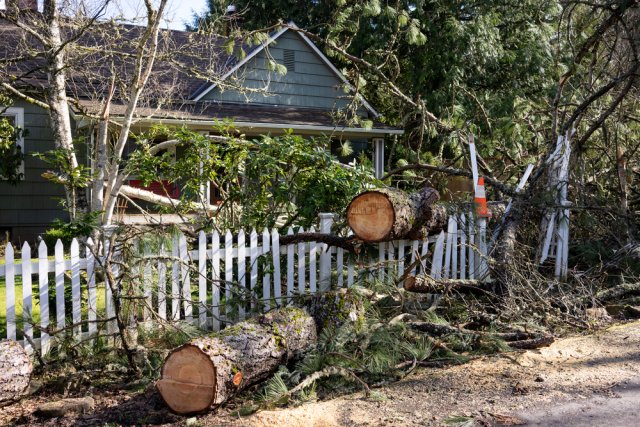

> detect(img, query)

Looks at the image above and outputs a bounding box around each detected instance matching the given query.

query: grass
[0,275,107,340]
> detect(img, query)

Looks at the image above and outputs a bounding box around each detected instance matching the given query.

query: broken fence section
[0,212,488,355]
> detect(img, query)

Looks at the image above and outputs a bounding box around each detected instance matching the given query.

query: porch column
[373,137,385,179]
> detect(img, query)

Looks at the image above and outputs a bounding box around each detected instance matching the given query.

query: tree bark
[0,340,32,405]
[404,275,494,295]
[346,186,446,242]
[156,307,316,414]
[408,322,554,349]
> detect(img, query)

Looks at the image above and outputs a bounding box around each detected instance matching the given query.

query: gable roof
[1,18,397,134]
[190,22,380,118]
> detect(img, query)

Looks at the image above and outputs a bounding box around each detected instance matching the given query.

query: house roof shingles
[0,17,399,135]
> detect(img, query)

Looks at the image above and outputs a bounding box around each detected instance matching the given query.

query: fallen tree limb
[279,232,357,253]
[404,275,495,295]
[595,282,640,301]
[156,307,316,414]
[382,163,517,197]
[408,322,553,349]
[119,185,219,214]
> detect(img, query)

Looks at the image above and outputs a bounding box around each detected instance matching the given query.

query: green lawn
[0,275,106,340]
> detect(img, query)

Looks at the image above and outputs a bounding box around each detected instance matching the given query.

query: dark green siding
[202,31,367,115]
[0,100,68,243]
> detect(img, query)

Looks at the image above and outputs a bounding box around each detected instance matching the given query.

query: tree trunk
[156,308,316,414]
[0,340,32,405]
[404,275,494,295]
[346,186,446,242]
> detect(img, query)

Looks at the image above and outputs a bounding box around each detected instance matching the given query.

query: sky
[105,0,210,30]
[0,0,210,31]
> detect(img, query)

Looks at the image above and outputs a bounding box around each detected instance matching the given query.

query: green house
[0,18,401,242]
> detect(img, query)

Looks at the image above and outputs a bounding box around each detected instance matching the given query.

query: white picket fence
[0,213,488,355]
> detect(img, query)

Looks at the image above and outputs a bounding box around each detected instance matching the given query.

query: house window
[0,107,25,180]
[283,49,296,72]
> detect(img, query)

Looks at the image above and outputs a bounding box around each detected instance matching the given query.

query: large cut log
[156,308,316,414]
[404,275,495,295]
[0,340,32,405]
[346,186,446,242]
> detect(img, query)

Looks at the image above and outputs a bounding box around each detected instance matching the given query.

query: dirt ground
[3,320,640,426]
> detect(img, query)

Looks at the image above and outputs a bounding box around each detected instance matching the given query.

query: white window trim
[1,106,25,180]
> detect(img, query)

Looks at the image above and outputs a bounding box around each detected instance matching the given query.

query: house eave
[108,116,404,137]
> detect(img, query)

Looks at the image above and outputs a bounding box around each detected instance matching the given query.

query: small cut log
[0,340,33,405]
[157,307,316,414]
[404,275,494,295]
[346,186,446,242]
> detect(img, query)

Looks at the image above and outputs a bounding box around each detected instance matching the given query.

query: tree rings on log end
[347,192,394,242]
[157,345,217,414]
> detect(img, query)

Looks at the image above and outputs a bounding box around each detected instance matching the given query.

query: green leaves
[362,0,381,17]
[124,125,377,230]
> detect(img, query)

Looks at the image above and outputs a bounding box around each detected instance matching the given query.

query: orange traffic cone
[474,177,491,218]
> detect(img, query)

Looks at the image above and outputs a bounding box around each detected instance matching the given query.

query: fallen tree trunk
[404,275,495,295]
[0,340,32,405]
[157,308,316,414]
[408,322,554,349]
[346,186,446,242]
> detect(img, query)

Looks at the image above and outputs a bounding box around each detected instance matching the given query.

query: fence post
[318,213,334,292]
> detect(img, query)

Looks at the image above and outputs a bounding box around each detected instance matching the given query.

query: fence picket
[225,230,233,320]
[309,226,317,293]
[430,232,445,279]
[143,242,152,321]
[198,231,207,328]
[336,245,344,288]
[237,230,246,320]
[468,215,476,280]
[297,227,306,295]
[86,238,97,337]
[262,228,271,312]
[411,240,420,275]
[211,231,220,331]
[287,227,294,303]
[21,242,32,353]
[158,243,167,321]
[70,239,81,337]
[459,214,467,280]
[451,217,459,279]
[250,229,258,311]
[378,241,385,282]
[271,229,281,307]
[5,243,15,340]
[420,237,429,270]
[387,241,395,278]
[38,241,49,353]
[171,235,180,321]
[179,234,192,323]
[477,219,488,279]
[444,217,455,279]
[54,240,65,331]
[398,240,406,278]
[103,232,116,334]
[318,213,333,291]
[346,230,354,288]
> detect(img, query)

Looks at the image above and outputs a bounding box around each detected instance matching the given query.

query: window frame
[1,106,25,180]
